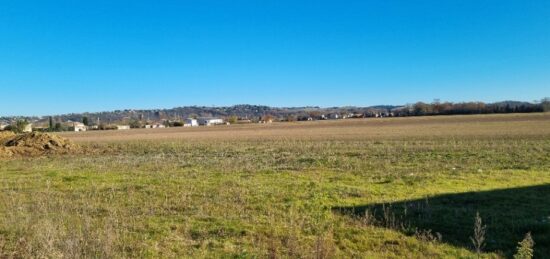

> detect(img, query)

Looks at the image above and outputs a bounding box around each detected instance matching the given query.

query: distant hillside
[1,99,548,126]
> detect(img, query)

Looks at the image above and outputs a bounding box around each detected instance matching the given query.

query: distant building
[184,118,198,127]
[23,123,33,133]
[145,123,166,129]
[0,123,7,131]
[328,113,340,120]
[68,122,87,132]
[116,125,130,130]
[198,117,224,126]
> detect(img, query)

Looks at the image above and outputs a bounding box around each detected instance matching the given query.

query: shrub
[9,120,29,133]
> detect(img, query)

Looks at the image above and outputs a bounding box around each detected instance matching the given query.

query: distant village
[1,100,547,133]
[0,112,384,133]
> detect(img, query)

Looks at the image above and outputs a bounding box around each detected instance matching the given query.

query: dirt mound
[0,131,15,143]
[0,132,80,158]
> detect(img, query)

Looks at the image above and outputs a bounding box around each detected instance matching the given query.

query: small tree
[10,120,29,133]
[54,122,64,132]
[542,97,550,112]
[227,115,238,124]
[48,116,54,131]
[470,212,486,256]
[129,119,142,129]
[309,111,321,120]
[82,116,89,126]
[514,232,534,259]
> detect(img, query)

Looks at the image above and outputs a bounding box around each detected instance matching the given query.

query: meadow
[1,113,549,258]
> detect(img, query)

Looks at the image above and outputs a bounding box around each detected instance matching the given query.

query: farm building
[68,122,87,132]
[116,125,131,130]
[23,124,33,133]
[198,117,224,126]
[184,118,198,127]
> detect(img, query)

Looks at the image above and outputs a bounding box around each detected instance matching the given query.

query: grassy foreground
[1,114,549,258]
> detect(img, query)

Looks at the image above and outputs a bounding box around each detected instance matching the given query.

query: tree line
[393,98,550,117]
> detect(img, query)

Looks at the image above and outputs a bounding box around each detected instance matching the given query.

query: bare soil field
[60,113,550,142]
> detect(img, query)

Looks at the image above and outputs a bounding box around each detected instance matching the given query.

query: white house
[184,118,198,127]
[23,123,33,133]
[198,117,224,126]
[116,125,130,130]
[69,122,87,132]
[0,123,7,131]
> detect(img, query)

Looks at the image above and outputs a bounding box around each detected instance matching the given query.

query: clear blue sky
[1,1,549,116]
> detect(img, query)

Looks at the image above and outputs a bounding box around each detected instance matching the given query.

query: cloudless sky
[1,1,549,116]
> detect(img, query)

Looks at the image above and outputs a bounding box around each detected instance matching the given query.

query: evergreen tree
[48,116,54,131]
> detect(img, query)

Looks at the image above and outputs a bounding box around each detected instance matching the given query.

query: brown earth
[0,132,80,158]
[0,131,15,143]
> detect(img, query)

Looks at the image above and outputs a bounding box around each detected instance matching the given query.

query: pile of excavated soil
[0,132,80,158]
[0,131,15,143]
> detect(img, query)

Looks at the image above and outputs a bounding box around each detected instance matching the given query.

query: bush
[129,120,142,129]
[8,120,30,133]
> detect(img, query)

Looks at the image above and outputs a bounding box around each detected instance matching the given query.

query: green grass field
[1,113,549,258]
